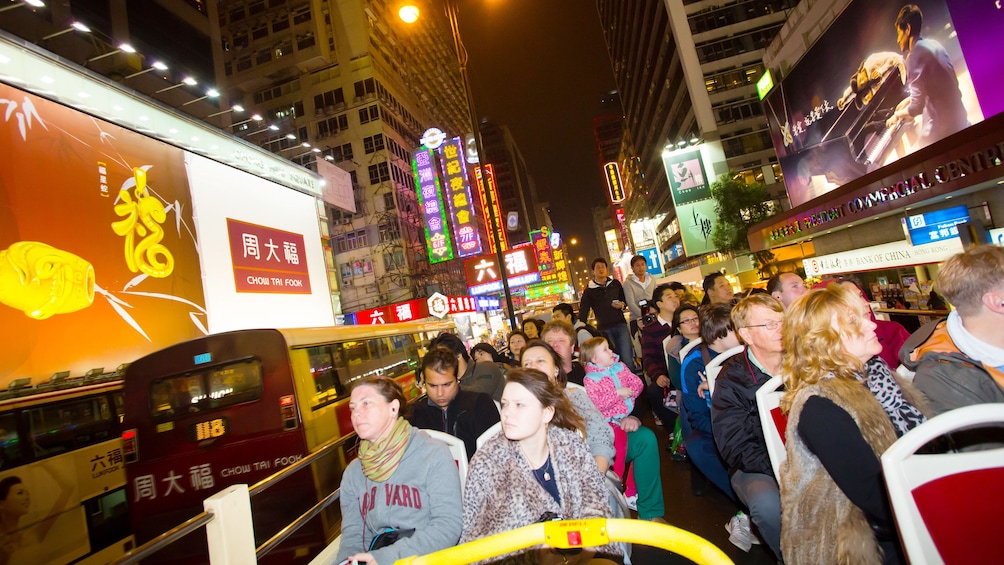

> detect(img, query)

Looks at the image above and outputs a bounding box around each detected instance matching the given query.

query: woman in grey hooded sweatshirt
[336,376,462,564]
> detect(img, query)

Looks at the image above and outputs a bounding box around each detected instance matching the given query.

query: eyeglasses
[744,320,782,331]
[679,317,699,325]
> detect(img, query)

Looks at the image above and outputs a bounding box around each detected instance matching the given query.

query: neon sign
[474,164,508,252]
[412,147,453,264]
[605,162,625,203]
[438,137,483,258]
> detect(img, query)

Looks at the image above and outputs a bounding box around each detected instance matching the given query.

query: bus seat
[755,375,786,481]
[704,345,745,397]
[881,404,1004,565]
[476,421,502,451]
[420,429,468,492]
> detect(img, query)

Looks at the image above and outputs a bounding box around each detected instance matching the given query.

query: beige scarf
[358,417,411,482]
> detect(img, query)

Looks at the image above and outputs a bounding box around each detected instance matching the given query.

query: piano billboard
[764,0,1002,209]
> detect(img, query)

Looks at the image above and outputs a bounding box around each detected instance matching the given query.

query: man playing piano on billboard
[885,4,968,146]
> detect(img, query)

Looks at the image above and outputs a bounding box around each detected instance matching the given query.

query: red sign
[463,247,538,287]
[355,299,430,324]
[448,296,477,314]
[227,218,310,294]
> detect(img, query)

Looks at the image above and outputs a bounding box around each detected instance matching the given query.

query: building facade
[595,0,796,271]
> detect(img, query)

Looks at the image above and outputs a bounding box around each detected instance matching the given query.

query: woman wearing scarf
[461,368,620,564]
[336,376,462,565]
[779,284,929,565]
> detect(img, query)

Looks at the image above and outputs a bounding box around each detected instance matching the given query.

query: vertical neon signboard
[412,147,453,263]
[530,227,556,282]
[438,136,483,257]
[474,164,508,253]
[605,162,625,203]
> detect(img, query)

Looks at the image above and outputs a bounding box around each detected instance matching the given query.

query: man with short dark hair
[886,4,968,145]
[640,283,680,431]
[408,347,499,459]
[428,332,505,402]
[579,257,636,372]
[767,272,807,309]
[551,302,600,347]
[703,272,734,306]
[623,254,655,339]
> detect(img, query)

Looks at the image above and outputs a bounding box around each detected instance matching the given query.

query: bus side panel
[123,329,318,563]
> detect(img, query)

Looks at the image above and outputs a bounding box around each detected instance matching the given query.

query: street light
[123,60,168,80]
[155,76,197,94]
[0,0,44,13]
[204,103,244,119]
[87,42,136,63]
[179,87,219,107]
[40,20,89,41]
[230,114,264,128]
[400,0,518,329]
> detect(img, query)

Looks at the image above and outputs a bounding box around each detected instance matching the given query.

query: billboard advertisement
[764,0,999,209]
[412,147,453,264]
[437,137,483,257]
[474,165,508,253]
[0,83,206,386]
[464,247,540,295]
[661,142,725,257]
[186,152,334,333]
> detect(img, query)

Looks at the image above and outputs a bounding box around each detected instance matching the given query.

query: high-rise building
[596,0,796,270]
[216,0,475,311]
[478,119,541,246]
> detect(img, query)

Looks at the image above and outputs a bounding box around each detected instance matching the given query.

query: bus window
[0,413,24,470]
[84,487,131,553]
[151,359,264,421]
[26,396,117,458]
[306,345,345,404]
[208,360,263,408]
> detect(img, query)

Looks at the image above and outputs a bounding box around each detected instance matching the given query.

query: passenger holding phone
[623,254,655,343]
[335,377,462,565]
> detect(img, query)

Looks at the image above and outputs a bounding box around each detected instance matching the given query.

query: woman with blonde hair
[461,368,620,564]
[779,284,928,565]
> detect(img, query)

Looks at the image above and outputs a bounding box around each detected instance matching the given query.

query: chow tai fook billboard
[0,82,333,387]
[661,141,726,256]
[438,136,484,258]
[412,146,453,264]
[464,247,540,296]
[764,0,1002,210]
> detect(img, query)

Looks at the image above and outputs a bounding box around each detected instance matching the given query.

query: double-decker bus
[119,320,452,564]
[0,374,133,565]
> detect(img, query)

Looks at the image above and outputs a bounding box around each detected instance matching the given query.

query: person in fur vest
[460,368,620,565]
[779,284,929,565]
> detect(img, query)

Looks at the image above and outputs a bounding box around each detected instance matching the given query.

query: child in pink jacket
[581,337,645,502]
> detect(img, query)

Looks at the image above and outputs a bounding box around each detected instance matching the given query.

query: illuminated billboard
[464,247,540,295]
[605,162,625,203]
[474,164,508,252]
[412,147,454,264]
[661,142,726,257]
[764,0,1000,209]
[438,136,483,257]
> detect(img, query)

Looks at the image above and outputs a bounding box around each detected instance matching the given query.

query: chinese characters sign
[661,143,723,257]
[412,147,453,264]
[474,164,508,253]
[464,248,540,295]
[227,218,310,293]
[438,137,483,257]
[605,162,625,203]
[355,298,430,324]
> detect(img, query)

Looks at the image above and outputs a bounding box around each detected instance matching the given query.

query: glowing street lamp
[87,42,136,63]
[0,0,45,13]
[40,20,90,41]
[179,87,219,107]
[124,60,168,80]
[399,0,518,328]
[155,76,197,94]
[204,103,244,119]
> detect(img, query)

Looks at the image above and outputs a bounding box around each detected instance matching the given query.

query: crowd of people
[334,244,1004,564]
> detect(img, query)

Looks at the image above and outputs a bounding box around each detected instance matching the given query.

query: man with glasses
[408,347,499,460]
[710,294,784,558]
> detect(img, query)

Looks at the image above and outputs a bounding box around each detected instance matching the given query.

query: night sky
[458,1,618,264]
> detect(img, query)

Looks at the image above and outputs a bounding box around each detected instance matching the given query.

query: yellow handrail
[394,518,734,565]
